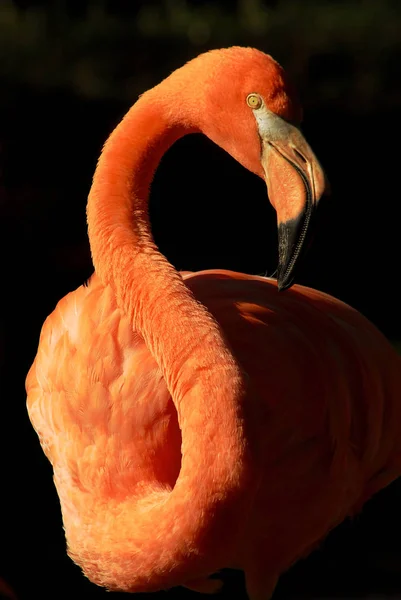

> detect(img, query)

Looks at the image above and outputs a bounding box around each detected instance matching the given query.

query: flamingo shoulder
[26,275,181,501]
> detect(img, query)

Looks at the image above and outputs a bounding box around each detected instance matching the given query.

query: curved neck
[88,96,235,391]
[84,92,254,589]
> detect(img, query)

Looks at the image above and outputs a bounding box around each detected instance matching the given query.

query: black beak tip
[276,201,315,292]
[277,274,294,292]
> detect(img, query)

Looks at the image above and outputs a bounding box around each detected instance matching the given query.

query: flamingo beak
[257,111,329,290]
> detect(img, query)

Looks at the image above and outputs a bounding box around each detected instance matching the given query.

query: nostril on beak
[293,148,307,163]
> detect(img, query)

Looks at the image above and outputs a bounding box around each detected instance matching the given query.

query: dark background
[1,1,401,598]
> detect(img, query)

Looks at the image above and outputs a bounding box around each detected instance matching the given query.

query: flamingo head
[165,47,330,290]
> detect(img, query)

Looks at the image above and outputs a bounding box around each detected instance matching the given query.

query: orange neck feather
[85,72,255,589]
[87,87,240,400]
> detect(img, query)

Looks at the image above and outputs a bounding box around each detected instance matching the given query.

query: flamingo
[26,47,401,599]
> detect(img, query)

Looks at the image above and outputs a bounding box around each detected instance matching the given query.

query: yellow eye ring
[246,93,262,109]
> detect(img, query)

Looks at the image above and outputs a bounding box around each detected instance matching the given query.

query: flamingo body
[27,270,401,596]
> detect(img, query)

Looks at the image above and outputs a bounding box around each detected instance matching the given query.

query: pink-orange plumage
[26,47,401,599]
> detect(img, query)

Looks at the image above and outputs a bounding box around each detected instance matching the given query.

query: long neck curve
[83,89,254,590]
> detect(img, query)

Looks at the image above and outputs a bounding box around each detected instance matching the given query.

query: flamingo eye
[246,93,263,109]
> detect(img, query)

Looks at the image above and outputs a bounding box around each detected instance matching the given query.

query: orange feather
[26,47,401,600]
